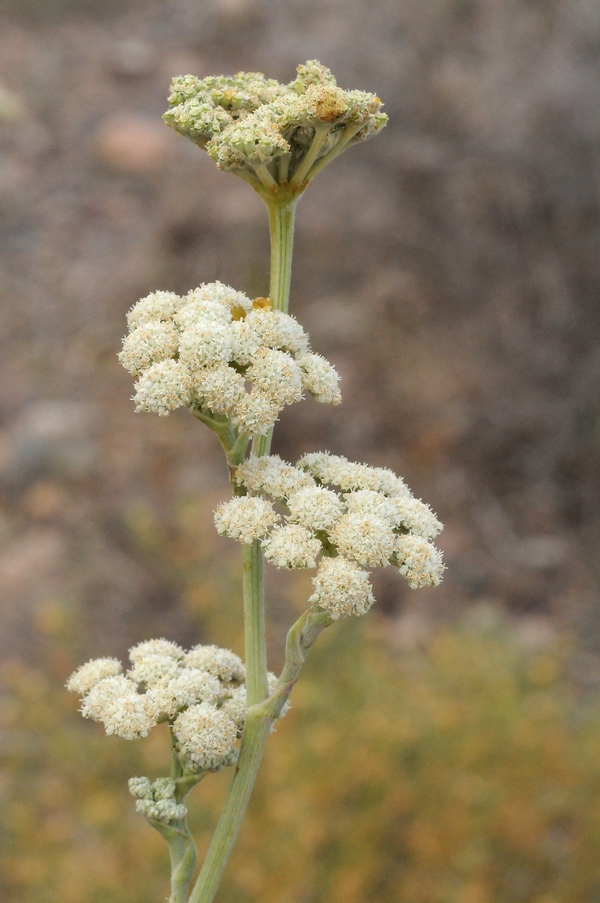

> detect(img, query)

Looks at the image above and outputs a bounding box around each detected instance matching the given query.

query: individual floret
[147,669,221,718]
[127,291,181,330]
[235,455,315,499]
[119,322,180,375]
[309,556,374,620]
[287,485,345,531]
[184,645,246,684]
[393,535,445,589]
[66,658,123,696]
[330,511,396,567]
[133,360,191,416]
[296,352,341,405]
[246,348,303,407]
[178,321,233,371]
[214,496,279,543]
[390,497,443,540]
[262,524,322,569]
[173,703,238,771]
[245,310,309,355]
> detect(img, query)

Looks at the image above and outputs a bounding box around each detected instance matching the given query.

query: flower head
[163,61,387,194]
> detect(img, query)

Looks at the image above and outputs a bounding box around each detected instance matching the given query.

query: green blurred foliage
[3,613,600,903]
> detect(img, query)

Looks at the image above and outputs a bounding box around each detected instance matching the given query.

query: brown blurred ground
[0,0,599,669]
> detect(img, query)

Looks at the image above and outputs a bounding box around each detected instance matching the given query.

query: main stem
[188,194,297,903]
[253,197,297,459]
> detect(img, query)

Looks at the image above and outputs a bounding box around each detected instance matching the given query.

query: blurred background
[1,0,600,900]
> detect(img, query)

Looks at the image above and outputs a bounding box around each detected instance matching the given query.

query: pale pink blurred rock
[95,114,170,173]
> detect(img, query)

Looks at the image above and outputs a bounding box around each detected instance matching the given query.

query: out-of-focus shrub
[3,614,600,903]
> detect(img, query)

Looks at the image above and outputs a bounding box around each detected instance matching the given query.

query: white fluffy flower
[147,669,221,717]
[229,319,261,365]
[129,639,184,664]
[235,455,315,499]
[232,392,279,436]
[299,453,380,492]
[175,299,231,329]
[214,496,279,543]
[343,489,398,523]
[330,511,396,566]
[245,309,309,355]
[127,291,181,330]
[246,348,303,407]
[262,524,321,568]
[128,654,181,687]
[394,535,445,589]
[193,364,246,415]
[391,497,443,540]
[178,321,233,370]
[184,645,246,683]
[296,353,341,405]
[173,703,238,771]
[287,485,344,531]
[309,556,374,619]
[133,360,191,415]
[119,322,180,375]
[221,686,246,733]
[66,658,123,696]
[81,676,159,739]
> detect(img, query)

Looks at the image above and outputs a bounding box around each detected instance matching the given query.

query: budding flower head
[163,61,387,196]
[120,281,341,435]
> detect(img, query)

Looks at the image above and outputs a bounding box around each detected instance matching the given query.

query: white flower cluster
[163,61,387,189]
[119,283,341,432]
[214,453,444,619]
[128,777,188,825]
[67,640,245,772]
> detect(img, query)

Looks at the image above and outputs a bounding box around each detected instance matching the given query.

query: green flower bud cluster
[163,60,387,193]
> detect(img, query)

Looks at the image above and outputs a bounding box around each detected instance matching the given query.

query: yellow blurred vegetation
[3,609,600,902]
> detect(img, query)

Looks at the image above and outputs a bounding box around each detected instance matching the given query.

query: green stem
[266,198,297,313]
[187,711,272,903]
[167,826,198,903]
[242,540,269,705]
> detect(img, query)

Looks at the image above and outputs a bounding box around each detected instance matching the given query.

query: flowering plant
[67,61,444,903]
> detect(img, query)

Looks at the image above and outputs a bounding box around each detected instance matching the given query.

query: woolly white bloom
[343,489,398,523]
[185,281,251,314]
[184,645,246,683]
[245,310,309,355]
[119,322,180,375]
[246,348,303,407]
[391,497,443,540]
[81,676,159,739]
[296,353,341,405]
[128,654,181,687]
[178,321,233,371]
[67,658,123,696]
[175,299,231,330]
[127,291,181,330]
[288,485,344,531]
[330,511,396,566]
[229,319,262,365]
[232,392,279,436]
[133,360,191,415]
[221,686,246,733]
[370,467,411,499]
[147,669,221,717]
[214,496,279,543]
[309,556,374,619]
[262,523,321,569]
[173,703,238,771]
[193,364,246,415]
[394,535,445,589]
[299,453,383,492]
[235,455,315,499]
[129,639,184,664]
[80,675,136,721]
